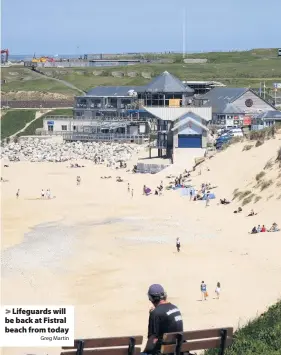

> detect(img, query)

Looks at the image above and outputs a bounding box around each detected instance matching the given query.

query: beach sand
[1,138,281,355]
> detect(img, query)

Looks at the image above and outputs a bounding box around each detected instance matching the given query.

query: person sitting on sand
[220,198,230,205]
[261,225,266,232]
[257,225,261,233]
[16,189,20,199]
[155,189,159,195]
[41,189,45,198]
[248,209,256,217]
[234,207,243,214]
[76,176,81,186]
[268,223,280,232]
[251,226,258,234]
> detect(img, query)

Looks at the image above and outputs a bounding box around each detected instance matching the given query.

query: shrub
[260,179,273,191]
[243,144,253,151]
[255,140,264,147]
[276,147,281,164]
[264,159,274,170]
[249,126,276,141]
[239,190,252,200]
[233,189,241,200]
[255,171,266,181]
[242,193,255,206]
[254,196,262,203]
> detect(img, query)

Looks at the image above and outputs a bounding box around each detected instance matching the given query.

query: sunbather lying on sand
[220,198,230,205]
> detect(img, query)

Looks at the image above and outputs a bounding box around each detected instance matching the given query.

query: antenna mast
[182,8,186,59]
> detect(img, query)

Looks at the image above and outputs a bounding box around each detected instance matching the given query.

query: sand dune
[1,135,281,355]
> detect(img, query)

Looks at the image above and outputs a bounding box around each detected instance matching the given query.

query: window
[73,126,77,131]
[61,125,67,131]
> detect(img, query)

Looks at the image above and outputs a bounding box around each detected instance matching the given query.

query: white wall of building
[43,119,93,132]
[144,106,212,122]
[233,91,275,113]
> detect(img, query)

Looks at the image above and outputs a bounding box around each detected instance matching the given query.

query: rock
[0,138,141,164]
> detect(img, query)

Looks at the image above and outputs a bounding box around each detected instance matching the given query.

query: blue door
[178,134,202,148]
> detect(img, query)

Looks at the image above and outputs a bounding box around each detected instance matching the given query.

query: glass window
[61,125,67,131]
[73,126,77,131]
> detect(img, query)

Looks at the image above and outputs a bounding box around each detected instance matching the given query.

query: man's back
[148,302,183,340]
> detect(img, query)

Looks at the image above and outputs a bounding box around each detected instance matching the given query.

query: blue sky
[1,0,280,54]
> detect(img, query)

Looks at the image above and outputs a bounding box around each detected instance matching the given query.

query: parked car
[228,128,244,137]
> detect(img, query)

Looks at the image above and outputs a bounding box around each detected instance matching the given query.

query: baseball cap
[148,284,165,297]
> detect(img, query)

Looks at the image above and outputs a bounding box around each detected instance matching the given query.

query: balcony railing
[41,131,149,142]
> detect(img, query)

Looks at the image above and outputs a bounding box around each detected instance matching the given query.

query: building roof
[222,103,244,114]
[198,87,249,113]
[141,71,194,93]
[171,113,209,132]
[85,86,143,97]
[143,106,212,121]
[256,110,281,120]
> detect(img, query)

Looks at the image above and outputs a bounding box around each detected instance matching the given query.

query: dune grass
[204,300,281,355]
[1,110,36,140]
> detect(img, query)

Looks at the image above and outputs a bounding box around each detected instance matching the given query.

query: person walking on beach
[176,238,181,252]
[201,281,208,301]
[16,189,20,199]
[131,188,134,198]
[206,192,210,207]
[76,176,81,186]
[128,183,130,193]
[215,282,221,299]
[46,189,51,199]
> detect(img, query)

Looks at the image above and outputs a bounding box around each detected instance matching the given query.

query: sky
[1,0,280,55]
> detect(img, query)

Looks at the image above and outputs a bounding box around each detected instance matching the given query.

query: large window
[61,125,67,131]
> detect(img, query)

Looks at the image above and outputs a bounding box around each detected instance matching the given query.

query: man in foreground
[143,284,183,354]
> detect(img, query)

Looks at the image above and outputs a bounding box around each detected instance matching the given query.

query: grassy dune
[205,301,281,355]
[1,110,36,139]
[18,109,73,136]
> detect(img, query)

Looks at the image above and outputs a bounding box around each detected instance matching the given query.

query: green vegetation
[254,196,262,203]
[255,171,266,181]
[243,144,253,151]
[2,48,281,96]
[260,179,273,191]
[242,193,255,206]
[1,110,36,139]
[264,159,274,170]
[18,109,73,136]
[249,126,276,141]
[276,147,281,164]
[205,300,281,355]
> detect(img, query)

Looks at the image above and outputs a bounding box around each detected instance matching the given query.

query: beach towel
[202,193,216,200]
[180,187,195,197]
[145,187,151,194]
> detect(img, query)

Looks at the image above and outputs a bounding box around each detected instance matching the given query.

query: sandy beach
[1,138,281,355]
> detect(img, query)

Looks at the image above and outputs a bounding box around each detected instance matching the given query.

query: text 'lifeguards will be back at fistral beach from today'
[0,305,75,347]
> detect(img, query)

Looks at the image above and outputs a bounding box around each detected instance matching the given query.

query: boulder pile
[1,138,140,164]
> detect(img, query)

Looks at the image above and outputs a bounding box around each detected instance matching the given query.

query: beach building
[144,107,212,160]
[195,88,277,127]
[251,110,281,130]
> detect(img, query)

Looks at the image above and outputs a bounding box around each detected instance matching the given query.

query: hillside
[205,300,281,355]
[2,48,280,100]
[192,132,281,214]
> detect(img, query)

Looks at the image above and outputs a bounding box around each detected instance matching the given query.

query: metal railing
[41,131,149,143]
